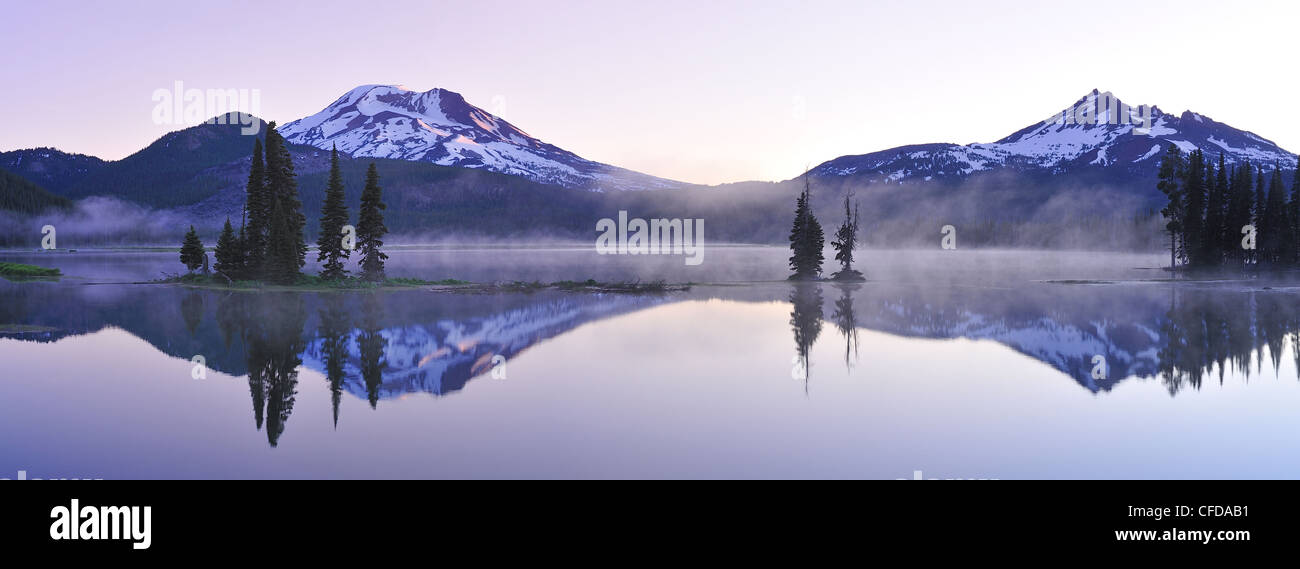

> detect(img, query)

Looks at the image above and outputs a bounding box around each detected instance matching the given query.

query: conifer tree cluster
[192,125,389,284]
[195,122,306,284]
[1157,143,1299,269]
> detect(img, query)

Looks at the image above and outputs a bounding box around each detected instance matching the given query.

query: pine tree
[830,190,863,281]
[244,139,269,278]
[235,225,248,279]
[1275,166,1296,264]
[316,145,350,280]
[1225,162,1254,267]
[266,190,297,283]
[262,123,307,284]
[356,163,389,282]
[1261,167,1290,265]
[1204,153,1228,265]
[787,173,825,280]
[1289,164,1300,265]
[214,218,242,278]
[1182,150,1207,266]
[180,225,207,273]
[1255,165,1267,265]
[1156,144,1185,268]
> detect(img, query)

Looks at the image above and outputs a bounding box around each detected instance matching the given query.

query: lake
[3,247,1300,479]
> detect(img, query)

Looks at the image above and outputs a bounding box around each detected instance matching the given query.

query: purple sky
[2,0,1298,185]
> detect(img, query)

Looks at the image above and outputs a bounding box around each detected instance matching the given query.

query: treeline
[0,166,71,214]
[1156,143,1299,268]
[179,123,389,284]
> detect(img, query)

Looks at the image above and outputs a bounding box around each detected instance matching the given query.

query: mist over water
[0,197,200,247]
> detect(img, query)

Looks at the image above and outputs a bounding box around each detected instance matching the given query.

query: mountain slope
[56,116,272,208]
[280,85,681,191]
[0,166,72,214]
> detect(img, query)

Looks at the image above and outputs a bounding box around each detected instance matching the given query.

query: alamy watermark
[1,469,101,480]
[940,224,957,250]
[50,499,151,550]
[898,469,998,480]
[1092,355,1108,381]
[152,80,262,135]
[595,211,704,266]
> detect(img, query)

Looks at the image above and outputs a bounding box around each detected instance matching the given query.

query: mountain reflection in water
[4,278,1300,449]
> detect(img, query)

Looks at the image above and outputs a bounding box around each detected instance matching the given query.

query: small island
[155,273,688,294]
[787,175,868,282]
[171,129,405,290]
[156,127,694,297]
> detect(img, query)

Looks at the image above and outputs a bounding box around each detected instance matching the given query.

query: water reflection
[223,293,306,447]
[789,284,823,388]
[1156,288,1298,395]
[831,284,861,370]
[358,294,386,409]
[318,295,348,427]
[7,277,1300,450]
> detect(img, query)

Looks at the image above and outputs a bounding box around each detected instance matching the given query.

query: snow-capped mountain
[812,89,1298,184]
[280,84,681,191]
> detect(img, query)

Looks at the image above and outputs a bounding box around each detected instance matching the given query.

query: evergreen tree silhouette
[788,173,825,280]
[179,225,206,273]
[213,218,242,278]
[316,145,351,280]
[1156,143,1185,268]
[1182,150,1206,266]
[243,139,269,278]
[830,190,864,281]
[1225,161,1254,267]
[262,123,306,284]
[356,163,389,282]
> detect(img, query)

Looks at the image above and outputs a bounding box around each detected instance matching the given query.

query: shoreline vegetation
[153,273,689,294]
[0,262,61,279]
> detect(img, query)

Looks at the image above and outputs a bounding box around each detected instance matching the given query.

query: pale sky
[2,0,1297,185]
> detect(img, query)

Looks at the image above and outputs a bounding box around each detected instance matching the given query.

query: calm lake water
[3,247,1300,479]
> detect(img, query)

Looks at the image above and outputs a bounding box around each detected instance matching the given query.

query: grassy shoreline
[0,262,61,278]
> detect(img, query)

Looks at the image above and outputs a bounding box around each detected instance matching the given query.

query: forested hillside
[0,166,72,214]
